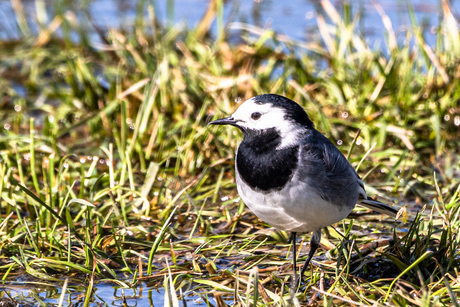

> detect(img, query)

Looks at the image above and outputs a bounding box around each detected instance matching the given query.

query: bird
[209,94,398,290]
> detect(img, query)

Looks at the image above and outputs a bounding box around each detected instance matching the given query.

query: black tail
[358,197,398,217]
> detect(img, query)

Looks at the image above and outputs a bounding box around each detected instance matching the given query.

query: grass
[0,0,460,306]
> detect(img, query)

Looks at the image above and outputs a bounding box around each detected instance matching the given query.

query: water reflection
[2,282,208,306]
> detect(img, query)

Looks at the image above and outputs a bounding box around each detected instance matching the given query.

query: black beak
[208,116,238,126]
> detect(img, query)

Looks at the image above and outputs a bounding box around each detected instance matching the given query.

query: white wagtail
[209,94,397,289]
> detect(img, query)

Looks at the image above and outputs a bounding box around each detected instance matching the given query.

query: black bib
[236,128,299,192]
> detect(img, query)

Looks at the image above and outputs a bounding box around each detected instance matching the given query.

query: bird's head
[209,94,314,148]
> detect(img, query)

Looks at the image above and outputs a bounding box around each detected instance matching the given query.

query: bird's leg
[288,232,296,244]
[299,229,321,280]
[290,232,298,292]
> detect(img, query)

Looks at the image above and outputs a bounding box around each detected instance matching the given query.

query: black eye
[251,112,262,120]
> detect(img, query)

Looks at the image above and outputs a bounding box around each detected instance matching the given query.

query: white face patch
[232,97,305,149]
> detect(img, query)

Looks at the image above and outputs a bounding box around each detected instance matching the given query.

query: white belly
[235,170,354,233]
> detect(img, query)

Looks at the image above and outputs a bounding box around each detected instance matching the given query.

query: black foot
[290,229,322,293]
[290,232,298,293]
[299,229,322,280]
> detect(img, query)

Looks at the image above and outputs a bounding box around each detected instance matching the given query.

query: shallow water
[0,0,455,47]
[2,281,216,306]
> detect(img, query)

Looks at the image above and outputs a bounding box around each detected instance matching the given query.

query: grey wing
[298,130,359,209]
[300,130,398,217]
